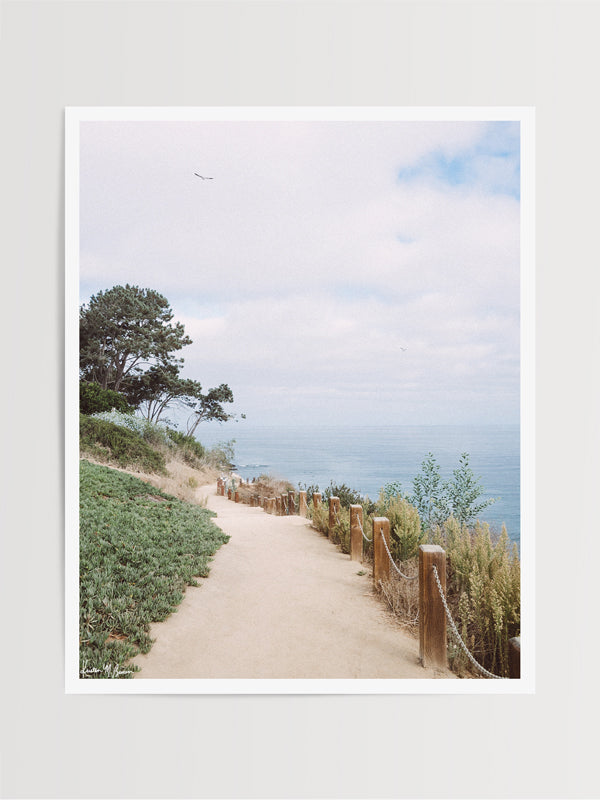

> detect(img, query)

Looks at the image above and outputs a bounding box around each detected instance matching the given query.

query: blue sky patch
[397,121,520,199]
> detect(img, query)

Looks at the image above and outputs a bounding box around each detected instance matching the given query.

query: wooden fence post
[280,493,288,515]
[349,505,363,562]
[419,544,447,670]
[328,496,340,539]
[299,491,308,517]
[234,489,240,503]
[227,488,232,500]
[372,517,391,585]
[268,497,276,514]
[508,637,521,678]
[276,496,282,515]
[313,492,322,509]
[288,490,295,515]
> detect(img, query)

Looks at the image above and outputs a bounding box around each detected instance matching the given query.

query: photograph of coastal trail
[71,110,529,688]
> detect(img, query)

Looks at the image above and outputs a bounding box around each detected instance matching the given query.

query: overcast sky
[79,116,520,427]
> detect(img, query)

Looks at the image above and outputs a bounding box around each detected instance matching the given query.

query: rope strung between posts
[357,513,372,542]
[334,504,375,544]
[431,565,505,680]
[376,525,418,581]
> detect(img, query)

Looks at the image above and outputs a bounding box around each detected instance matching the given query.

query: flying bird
[194,173,214,180]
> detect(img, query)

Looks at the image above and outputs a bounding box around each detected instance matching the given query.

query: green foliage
[410,453,448,531]
[445,453,497,528]
[203,439,236,471]
[80,381,134,415]
[79,414,167,474]
[80,284,192,392]
[308,500,372,556]
[309,503,330,536]
[165,428,206,466]
[379,480,407,503]
[376,491,424,561]
[91,409,172,447]
[321,481,375,514]
[322,481,360,508]
[80,284,241,433]
[79,460,229,678]
[308,500,348,553]
[330,506,351,553]
[125,365,237,430]
[297,483,321,501]
[409,451,497,533]
[123,362,204,423]
[185,383,236,435]
[375,452,516,676]
[432,518,520,677]
[86,410,234,472]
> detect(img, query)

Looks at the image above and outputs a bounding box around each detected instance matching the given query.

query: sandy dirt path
[131,485,453,679]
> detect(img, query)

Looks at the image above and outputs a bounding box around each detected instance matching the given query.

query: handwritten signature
[80,660,133,679]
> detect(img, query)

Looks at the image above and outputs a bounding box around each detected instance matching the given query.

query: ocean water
[195,423,521,546]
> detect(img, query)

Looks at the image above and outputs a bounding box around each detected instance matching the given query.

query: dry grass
[82,455,220,506]
[233,475,294,504]
[377,562,420,632]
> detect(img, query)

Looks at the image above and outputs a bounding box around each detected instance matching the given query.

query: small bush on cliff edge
[79,414,167,474]
[375,491,424,562]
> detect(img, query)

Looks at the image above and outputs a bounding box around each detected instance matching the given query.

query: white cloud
[79,118,520,425]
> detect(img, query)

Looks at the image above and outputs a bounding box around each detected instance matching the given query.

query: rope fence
[378,526,418,581]
[357,514,372,543]
[432,565,505,680]
[216,479,519,679]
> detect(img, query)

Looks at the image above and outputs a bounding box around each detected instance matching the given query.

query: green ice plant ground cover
[79,459,229,678]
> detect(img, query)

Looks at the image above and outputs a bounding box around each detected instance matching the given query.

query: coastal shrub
[330,507,351,553]
[444,453,498,528]
[298,483,321,502]
[309,502,330,536]
[321,482,357,507]
[410,453,448,531]
[89,410,234,471]
[410,452,498,533]
[322,481,376,514]
[91,409,172,448]
[80,381,134,415]
[79,460,229,677]
[79,414,167,474]
[203,439,236,471]
[165,428,206,466]
[432,518,520,677]
[376,491,424,561]
[308,499,374,560]
[379,480,407,503]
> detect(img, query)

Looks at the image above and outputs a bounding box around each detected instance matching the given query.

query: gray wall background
[1,1,598,798]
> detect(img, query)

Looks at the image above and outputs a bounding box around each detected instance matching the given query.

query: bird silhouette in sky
[194,173,213,180]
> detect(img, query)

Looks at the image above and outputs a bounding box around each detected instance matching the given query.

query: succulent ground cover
[79,459,229,678]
